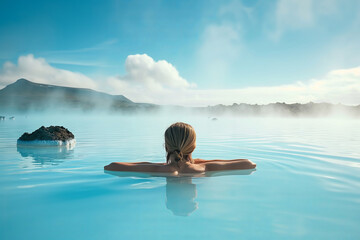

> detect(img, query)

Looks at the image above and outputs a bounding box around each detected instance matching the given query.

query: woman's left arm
[194,158,251,164]
[202,159,256,171]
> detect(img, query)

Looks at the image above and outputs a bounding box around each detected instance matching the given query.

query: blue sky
[0,0,360,106]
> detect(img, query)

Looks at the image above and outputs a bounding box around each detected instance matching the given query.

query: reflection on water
[17,145,75,167]
[165,177,198,216]
[105,169,255,216]
[205,169,256,177]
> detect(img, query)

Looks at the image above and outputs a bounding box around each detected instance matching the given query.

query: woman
[104,122,256,174]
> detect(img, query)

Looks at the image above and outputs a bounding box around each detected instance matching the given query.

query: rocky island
[17,126,76,147]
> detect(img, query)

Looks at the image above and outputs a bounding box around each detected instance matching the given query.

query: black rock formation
[18,126,74,141]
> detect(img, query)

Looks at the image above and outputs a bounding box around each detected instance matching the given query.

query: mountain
[0,79,157,112]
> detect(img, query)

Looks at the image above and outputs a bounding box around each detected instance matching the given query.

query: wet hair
[164,122,196,166]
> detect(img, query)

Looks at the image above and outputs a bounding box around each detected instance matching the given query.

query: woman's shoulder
[179,163,206,173]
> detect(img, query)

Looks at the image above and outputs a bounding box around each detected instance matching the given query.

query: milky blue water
[0,114,359,240]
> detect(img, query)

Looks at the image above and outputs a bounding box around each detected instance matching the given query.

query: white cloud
[271,0,338,39]
[195,1,248,85]
[198,23,241,77]
[276,0,313,28]
[107,54,195,103]
[0,54,97,89]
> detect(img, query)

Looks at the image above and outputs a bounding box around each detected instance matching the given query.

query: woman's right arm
[104,162,168,172]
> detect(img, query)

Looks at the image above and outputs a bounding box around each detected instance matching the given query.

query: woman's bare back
[104,159,255,174]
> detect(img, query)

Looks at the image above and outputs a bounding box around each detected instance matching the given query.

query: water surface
[0,115,359,239]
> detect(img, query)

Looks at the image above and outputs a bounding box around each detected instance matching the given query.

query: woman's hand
[104,162,117,171]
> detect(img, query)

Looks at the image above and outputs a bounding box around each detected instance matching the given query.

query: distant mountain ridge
[0,78,156,112]
[197,102,360,117]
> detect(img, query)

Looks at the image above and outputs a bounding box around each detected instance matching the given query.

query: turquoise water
[0,115,359,239]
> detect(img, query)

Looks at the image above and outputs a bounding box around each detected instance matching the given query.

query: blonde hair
[164,122,196,166]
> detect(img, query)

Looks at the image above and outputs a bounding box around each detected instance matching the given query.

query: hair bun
[174,150,182,162]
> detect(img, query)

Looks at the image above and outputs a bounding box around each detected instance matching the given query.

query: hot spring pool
[0,114,359,239]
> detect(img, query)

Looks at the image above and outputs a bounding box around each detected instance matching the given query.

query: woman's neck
[167,154,194,168]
